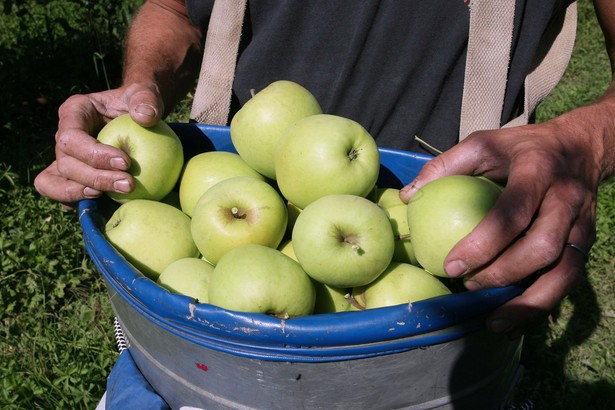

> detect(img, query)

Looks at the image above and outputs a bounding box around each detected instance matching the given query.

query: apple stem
[250,88,256,98]
[231,207,246,219]
[347,147,359,161]
[414,135,443,155]
[344,293,365,310]
[397,234,412,241]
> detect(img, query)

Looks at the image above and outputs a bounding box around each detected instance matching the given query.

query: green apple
[313,282,353,314]
[278,239,297,261]
[292,194,395,288]
[97,114,184,203]
[352,262,452,309]
[190,176,288,265]
[375,187,418,265]
[178,151,266,217]
[105,199,199,281]
[230,80,322,179]
[208,244,316,318]
[285,202,302,238]
[275,114,380,209]
[157,257,214,303]
[407,175,502,277]
[277,239,351,313]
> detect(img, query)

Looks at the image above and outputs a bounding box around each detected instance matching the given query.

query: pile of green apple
[99,80,501,320]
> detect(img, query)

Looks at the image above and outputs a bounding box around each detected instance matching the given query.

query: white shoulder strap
[190,1,578,140]
[504,2,577,129]
[190,0,247,125]
[459,0,516,141]
[459,1,577,140]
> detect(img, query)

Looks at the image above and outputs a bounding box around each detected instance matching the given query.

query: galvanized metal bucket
[79,124,524,409]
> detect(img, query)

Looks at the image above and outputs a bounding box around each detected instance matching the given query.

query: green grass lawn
[1,0,614,409]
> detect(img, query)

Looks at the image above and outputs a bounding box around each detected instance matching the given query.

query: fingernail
[400,181,417,195]
[113,179,131,193]
[134,103,157,118]
[488,318,513,333]
[445,260,468,277]
[110,157,128,170]
[83,187,100,198]
[464,280,481,291]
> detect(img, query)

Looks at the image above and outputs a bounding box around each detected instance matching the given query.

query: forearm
[123,0,203,117]
[544,83,615,185]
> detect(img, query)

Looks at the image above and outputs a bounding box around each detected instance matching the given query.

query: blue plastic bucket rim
[79,123,524,362]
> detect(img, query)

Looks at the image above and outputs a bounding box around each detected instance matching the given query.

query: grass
[0,0,613,409]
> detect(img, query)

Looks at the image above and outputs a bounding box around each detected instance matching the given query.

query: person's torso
[187,0,570,153]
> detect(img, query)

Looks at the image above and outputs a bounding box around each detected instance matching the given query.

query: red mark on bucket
[196,363,209,371]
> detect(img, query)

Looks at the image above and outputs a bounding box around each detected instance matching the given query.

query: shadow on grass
[518,276,615,409]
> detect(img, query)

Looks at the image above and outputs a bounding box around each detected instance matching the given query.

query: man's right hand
[34,83,164,209]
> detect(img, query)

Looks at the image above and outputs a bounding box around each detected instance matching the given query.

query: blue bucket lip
[79,123,524,361]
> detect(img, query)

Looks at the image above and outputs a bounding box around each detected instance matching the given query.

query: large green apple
[278,240,351,314]
[208,244,316,318]
[292,194,395,288]
[407,175,502,277]
[105,199,199,281]
[178,151,266,217]
[157,257,214,303]
[275,114,380,209]
[97,114,184,203]
[230,80,322,179]
[375,187,418,266]
[352,262,452,309]
[190,176,288,265]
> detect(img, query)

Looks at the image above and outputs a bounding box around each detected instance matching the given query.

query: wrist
[549,95,615,182]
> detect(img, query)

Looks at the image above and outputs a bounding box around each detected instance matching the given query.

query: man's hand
[400,111,603,338]
[34,83,164,209]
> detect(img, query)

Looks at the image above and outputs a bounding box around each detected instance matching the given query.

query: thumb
[124,83,165,127]
[399,155,448,203]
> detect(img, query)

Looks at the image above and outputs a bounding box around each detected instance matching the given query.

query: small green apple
[97,114,184,203]
[230,80,322,179]
[407,175,502,277]
[190,176,288,265]
[375,187,418,266]
[277,239,352,313]
[275,114,380,210]
[285,202,302,238]
[278,239,297,261]
[313,282,353,314]
[352,262,452,309]
[105,199,199,281]
[292,194,395,288]
[178,151,266,217]
[157,257,214,303]
[208,244,316,318]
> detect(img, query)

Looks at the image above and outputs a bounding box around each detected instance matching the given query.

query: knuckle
[471,268,512,288]
[561,179,587,208]
[63,184,85,203]
[58,94,88,115]
[532,233,562,266]
[498,205,533,233]
[486,269,513,287]
[54,157,69,176]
